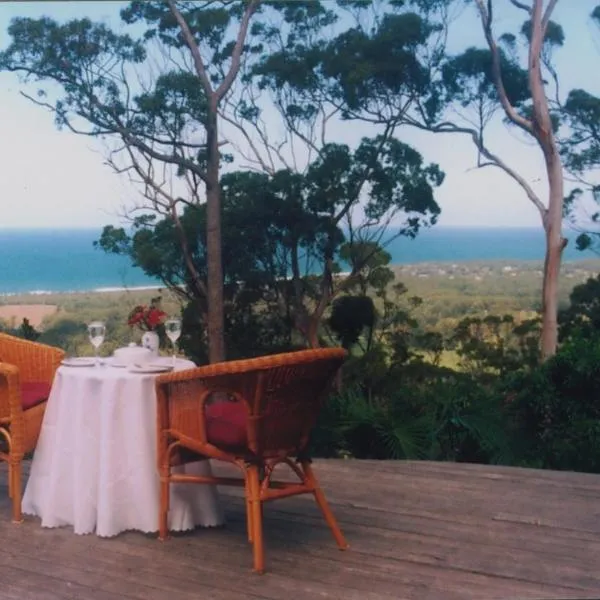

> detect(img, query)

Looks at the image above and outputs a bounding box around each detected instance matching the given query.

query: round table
[23,356,224,537]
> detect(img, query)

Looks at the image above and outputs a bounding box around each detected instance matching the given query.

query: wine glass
[88,321,106,366]
[164,318,182,367]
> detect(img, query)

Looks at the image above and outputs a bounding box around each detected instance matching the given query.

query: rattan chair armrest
[155,368,249,460]
[0,362,22,421]
[0,362,20,378]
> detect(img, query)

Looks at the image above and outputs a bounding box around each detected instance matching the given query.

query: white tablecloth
[23,356,224,537]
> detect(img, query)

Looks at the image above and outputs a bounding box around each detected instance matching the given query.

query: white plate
[128,364,174,374]
[109,360,129,368]
[61,357,96,367]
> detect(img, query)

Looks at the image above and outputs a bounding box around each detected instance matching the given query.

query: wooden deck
[1,459,600,599]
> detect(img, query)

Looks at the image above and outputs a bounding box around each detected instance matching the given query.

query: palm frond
[375,415,433,459]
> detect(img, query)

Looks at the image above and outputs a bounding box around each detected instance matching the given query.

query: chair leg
[244,471,253,543]
[301,461,348,550]
[247,464,265,574]
[7,462,13,499]
[10,460,23,524]
[158,469,170,541]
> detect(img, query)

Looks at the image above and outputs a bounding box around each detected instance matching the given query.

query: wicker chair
[0,332,64,522]
[155,347,348,574]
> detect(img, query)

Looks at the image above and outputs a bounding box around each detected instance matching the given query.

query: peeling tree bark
[529,0,564,359]
[474,0,565,359]
[539,130,566,358]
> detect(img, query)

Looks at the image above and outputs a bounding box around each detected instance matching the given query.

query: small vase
[141,330,160,357]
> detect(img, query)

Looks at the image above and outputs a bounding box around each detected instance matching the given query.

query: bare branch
[528,0,560,143]
[167,0,259,104]
[218,108,275,175]
[508,0,532,13]
[167,0,213,97]
[19,92,110,136]
[544,55,561,108]
[474,0,535,135]
[333,121,399,227]
[116,144,208,300]
[17,71,210,184]
[407,117,547,218]
[116,126,209,183]
[215,0,260,100]
[541,0,560,35]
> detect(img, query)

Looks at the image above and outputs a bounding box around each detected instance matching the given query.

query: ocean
[0,227,597,295]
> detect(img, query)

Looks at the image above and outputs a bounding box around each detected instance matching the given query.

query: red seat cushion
[205,401,248,448]
[20,382,51,411]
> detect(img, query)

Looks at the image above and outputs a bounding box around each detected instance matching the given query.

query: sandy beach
[0,304,58,329]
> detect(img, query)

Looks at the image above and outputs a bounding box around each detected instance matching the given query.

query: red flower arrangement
[127,297,167,331]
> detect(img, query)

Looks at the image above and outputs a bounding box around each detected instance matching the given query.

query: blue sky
[0,0,598,230]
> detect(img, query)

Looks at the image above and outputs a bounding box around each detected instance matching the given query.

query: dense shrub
[506,334,600,472]
[559,274,600,342]
[312,354,511,464]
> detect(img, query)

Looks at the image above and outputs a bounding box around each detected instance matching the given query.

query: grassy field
[391,259,598,329]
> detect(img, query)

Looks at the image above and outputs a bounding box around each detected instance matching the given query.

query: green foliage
[40,318,89,356]
[415,366,511,464]
[311,384,433,460]
[561,89,600,252]
[97,135,443,350]
[313,354,511,464]
[0,16,146,133]
[321,11,435,112]
[558,13,600,251]
[315,263,600,471]
[559,274,600,341]
[17,318,40,342]
[441,47,529,109]
[519,19,565,48]
[562,89,600,174]
[339,241,394,292]
[7,258,600,473]
[1,1,449,353]
[506,334,600,473]
[451,314,540,375]
[328,296,376,349]
[252,0,450,127]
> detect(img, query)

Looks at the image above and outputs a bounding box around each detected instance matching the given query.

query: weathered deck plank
[1,459,599,599]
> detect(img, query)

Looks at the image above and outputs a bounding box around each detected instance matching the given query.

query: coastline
[0,284,163,298]
[1,227,598,297]
[1,257,598,298]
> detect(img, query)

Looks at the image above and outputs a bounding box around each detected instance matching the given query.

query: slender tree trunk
[540,153,565,359]
[167,1,259,364]
[306,289,332,348]
[471,0,564,359]
[528,0,565,359]
[306,320,320,349]
[205,99,226,363]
